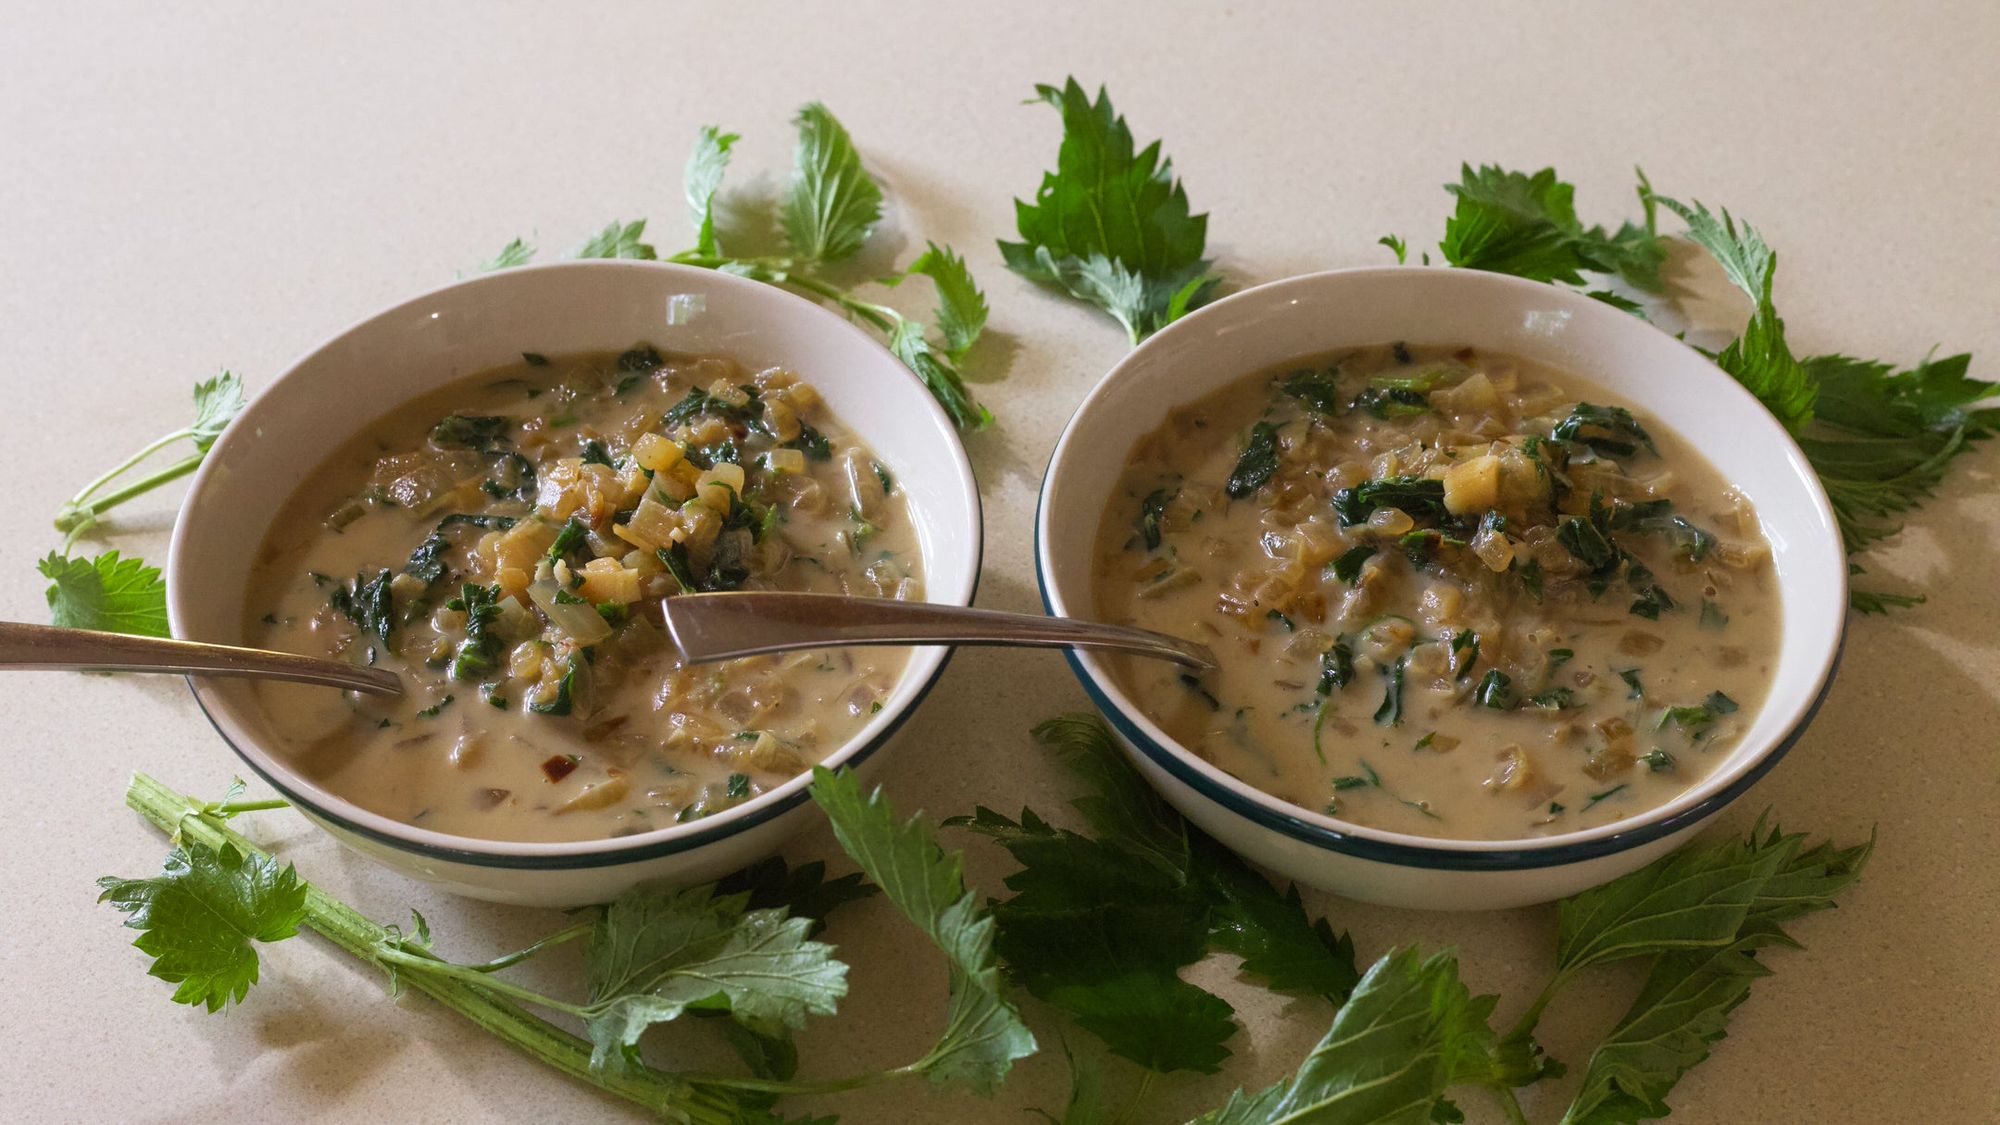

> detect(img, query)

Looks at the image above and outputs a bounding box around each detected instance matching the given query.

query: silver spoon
[662,591,1217,670]
[0,594,1212,692]
[0,621,403,694]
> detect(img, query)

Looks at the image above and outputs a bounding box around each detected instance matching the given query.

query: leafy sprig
[949,715,1358,1077]
[1406,163,1993,612]
[1197,818,1871,1125]
[52,371,245,547]
[102,771,1034,1122]
[486,104,993,430]
[38,550,169,636]
[999,78,1221,343]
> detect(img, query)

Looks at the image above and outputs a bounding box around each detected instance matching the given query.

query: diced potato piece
[762,448,806,475]
[495,519,561,573]
[783,382,821,411]
[696,462,745,511]
[535,458,586,520]
[708,380,751,407]
[653,473,696,503]
[617,463,649,507]
[631,432,684,474]
[556,773,630,814]
[1443,454,1501,515]
[676,503,720,550]
[614,496,680,551]
[1433,371,1499,416]
[577,558,641,605]
[764,398,802,442]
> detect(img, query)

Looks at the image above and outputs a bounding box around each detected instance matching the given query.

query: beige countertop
[4,3,1996,1122]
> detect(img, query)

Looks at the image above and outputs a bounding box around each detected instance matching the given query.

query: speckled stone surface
[3,3,1996,1122]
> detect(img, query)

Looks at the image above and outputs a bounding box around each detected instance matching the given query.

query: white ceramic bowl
[168,260,982,907]
[1037,267,1845,910]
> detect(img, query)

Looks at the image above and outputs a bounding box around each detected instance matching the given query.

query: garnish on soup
[249,347,920,842]
[1093,344,1779,839]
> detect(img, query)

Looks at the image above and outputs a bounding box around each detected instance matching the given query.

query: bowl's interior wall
[1042,268,1844,836]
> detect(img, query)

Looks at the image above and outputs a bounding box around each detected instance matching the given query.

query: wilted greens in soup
[1094,344,1779,841]
[249,347,920,843]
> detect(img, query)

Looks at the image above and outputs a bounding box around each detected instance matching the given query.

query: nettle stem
[122,774,748,1125]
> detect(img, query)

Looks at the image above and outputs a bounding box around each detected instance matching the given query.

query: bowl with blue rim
[1035,266,1844,910]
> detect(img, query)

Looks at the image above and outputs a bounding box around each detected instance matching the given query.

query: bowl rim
[1035,265,1847,869]
[167,258,983,867]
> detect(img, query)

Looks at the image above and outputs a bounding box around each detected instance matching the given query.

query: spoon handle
[0,621,403,695]
[661,592,1217,670]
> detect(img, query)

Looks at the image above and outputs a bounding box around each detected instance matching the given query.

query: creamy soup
[1094,344,1779,840]
[249,347,920,843]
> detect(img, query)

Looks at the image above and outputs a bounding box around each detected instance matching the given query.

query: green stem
[122,774,748,1125]
[210,799,291,816]
[1490,1084,1532,1125]
[372,945,590,1016]
[460,919,594,973]
[58,451,206,542]
[68,429,190,505]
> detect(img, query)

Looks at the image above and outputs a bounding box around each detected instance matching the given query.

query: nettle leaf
[888,316,991,432]
[809,767,1036,1093]
[1198,948,1497,1125]
[1555,832,1790,974]
[960,716,1357,1073]
[1195,836,1359,1001]
[1650,195,1816,435]
[999,78,1219,342]
[1801,351,1998,552]
[781,103,884,264]
[712,855,876,937]
[1559,942,1767,1125]
[479,236,536,272]
[189,371,247,451]
[1440,165,1665,292]
[575,219,658,261]
[898,242,989,360]
[40,550,169,636]
[96,842,308,1012]
[683,125,741,257]
[579,884,847,1073]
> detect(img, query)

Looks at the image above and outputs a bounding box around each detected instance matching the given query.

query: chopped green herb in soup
[1093,344,1778,840]
[249,348,920,842]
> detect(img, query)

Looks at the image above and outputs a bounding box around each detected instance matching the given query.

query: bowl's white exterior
[168,261,981,908]
[1037,267,1846,910]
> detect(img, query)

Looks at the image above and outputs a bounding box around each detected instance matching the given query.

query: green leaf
[899,242,989,359]
[683,125,741,257]
[1030,714,1190,874]
[575,219,658,261]
[780,102,884,264]
[999,78,1219,342]
[1558,941,1767,1125]
[479,237,536,271]
[809,767,1036,1093]
[1558,824,1872,1125]
[1195,836,1359,1000]
[40,550,169,636]
[579,884,847,1073]
[1650,195,1815,434]
[1439,165,1665,292]
[188,371,247,451]
[1197,948,1497,1125]
[712,855,876,937]
[97,842,308,1012]
[1554,832,1790,975]
[1799,351,1998,551]
[1031,1037,1122,1125]
[888,316,992,431]
[961,716,1358,1074]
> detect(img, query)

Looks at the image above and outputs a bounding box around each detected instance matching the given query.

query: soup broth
[1093,344,1779,840]
[250,347,920,843]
